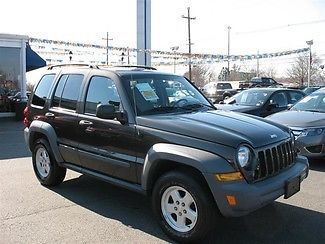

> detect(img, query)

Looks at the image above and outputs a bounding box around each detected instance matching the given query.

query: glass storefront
[0,47,21,112]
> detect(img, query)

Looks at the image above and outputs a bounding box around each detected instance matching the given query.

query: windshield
[123,74,214,115]
[291,93,325,113]
[228,90,272,106]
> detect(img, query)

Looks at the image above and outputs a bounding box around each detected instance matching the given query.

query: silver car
[267,88,325,159]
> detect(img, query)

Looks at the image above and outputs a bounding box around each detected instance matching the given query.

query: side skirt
[61,162,147,195]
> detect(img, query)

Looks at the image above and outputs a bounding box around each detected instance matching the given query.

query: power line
[236,19,325,35]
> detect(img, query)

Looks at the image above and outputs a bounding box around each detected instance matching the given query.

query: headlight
[300,128,324,137]
[237,146,251,167]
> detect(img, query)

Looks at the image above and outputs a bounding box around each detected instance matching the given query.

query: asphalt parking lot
[0,119,324,244]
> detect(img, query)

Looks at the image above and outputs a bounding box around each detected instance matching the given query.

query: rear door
[77,74,138,183]
[46,73,87,166]
[287,90,305,106]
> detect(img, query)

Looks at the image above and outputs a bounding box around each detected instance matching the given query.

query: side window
[31,74,56,107]
[85,76,120,115]
[52,75,68,107]
[51,74,84,111]
[270,92,288,107]
[288,91,304,104]
[60,75,84,110]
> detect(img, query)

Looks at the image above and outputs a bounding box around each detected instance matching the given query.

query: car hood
[267,110,325,128]
[137,110,289,148]
[214,104,258,113]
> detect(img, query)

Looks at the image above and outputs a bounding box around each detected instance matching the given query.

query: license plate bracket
[284,176,300,199]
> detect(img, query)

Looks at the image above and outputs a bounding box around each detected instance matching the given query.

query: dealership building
[0,33,45,117]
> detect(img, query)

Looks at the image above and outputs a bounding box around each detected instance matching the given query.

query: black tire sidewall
[152,171,214,243]
[32,138,65,186]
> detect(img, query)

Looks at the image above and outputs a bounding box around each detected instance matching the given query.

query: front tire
[32,138,66,186]
[152,171,217,242]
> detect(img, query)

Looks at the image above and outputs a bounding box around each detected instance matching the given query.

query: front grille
[254,140,295,181]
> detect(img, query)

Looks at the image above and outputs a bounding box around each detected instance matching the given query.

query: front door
[261,91,289,117]
[77,75,138,183]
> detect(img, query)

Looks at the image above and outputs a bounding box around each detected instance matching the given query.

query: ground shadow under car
[49,174,325,244]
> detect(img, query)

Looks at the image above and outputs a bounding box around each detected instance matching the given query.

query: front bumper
[204,155,309,217]
[295,134,325,159]
[205,94,223,103]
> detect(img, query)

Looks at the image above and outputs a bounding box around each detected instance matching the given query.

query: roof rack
[47,63,99,70]
[113,65,157,70]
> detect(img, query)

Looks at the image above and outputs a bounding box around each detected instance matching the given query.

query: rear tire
[152,171,217,243]
[32,138,66,186]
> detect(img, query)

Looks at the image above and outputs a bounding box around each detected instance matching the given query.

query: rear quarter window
[31,74,56,107]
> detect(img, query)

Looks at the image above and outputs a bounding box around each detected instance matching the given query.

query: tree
[286,53,324,86]
[260,66,277,79]
[184,65,217,88]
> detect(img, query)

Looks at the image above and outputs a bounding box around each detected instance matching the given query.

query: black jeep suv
[24,64,309,242]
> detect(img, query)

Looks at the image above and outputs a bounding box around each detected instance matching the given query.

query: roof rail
[47,63,100,70]
[113,65,157,70]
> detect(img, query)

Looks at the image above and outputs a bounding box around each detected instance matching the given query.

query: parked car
[7,91,31,112]
[0,87,9,111]
[303,86,321,95]
[215,88,305,117]
[267,88,325,159]
[202,82,237,103]
[239,77,282,89]
[24,64,308,242]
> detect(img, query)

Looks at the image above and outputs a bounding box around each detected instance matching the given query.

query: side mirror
[96,104,128,125]
[96,104,116,119]
[267,101,277,110]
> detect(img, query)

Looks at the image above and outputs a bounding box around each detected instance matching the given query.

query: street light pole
[256,50,260,77]
[182,7,196,81]
[170,46,179,73]
[306,40,313,87]
[227,26,231,80]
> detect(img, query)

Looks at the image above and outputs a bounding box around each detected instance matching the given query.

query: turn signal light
[226,195,237,206]
[215,172,244,181]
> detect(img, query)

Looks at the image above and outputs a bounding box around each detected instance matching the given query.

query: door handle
[45,112,55,118]
[79,120,93,126]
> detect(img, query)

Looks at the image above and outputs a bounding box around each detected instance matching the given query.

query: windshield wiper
[305,109,323,113]
[142,106,182,115]
[178,103,216,111]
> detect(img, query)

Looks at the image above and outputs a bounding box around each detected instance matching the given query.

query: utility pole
[227,26,231,80]
[182,7,196,81]
[127,47,130,65]
[306,40,313,87]
[170,46,179,73]
[102,32,113,65]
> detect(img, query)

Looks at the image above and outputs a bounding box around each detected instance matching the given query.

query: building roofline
[0,33,29,41]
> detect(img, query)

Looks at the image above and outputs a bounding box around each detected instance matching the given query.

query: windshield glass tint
[233,90,271,106]
[292,93,325,112]
[123,75,212,115]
